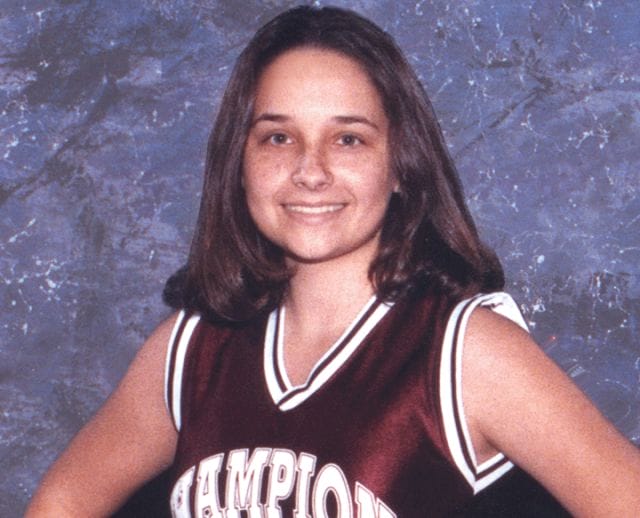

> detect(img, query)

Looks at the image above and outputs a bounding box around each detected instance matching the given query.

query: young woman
[27,6,640,517]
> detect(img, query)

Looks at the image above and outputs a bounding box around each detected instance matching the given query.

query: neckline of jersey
[263,296,394,411]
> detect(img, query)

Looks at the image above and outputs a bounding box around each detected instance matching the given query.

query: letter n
[355,482,396,518]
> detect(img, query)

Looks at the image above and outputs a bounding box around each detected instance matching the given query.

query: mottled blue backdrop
[1,0,639,515]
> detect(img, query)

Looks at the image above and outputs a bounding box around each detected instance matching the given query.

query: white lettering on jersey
[171,466,195,518]
[226,448,271,518]
[293,452,316,518]
[265,449,297,518]
[172,448,395,517]
[355,482,397,518]
[312,463,353,518]
[194,453,224,518]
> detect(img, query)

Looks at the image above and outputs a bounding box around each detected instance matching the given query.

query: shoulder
[457,298,563,481]
[462,302,555,401]
[138,311,182,361]
[122,311,184,390]
[461,303,556,427]
[25,313,184,516]
[440,292,534,405]
[461,301,559,434]
[435,292,529,492]
[464,304,533,365]
[460,299,640,515]
[115,311,184,415]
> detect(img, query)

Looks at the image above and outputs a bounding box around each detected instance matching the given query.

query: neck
[284,256,375,325]
[279,257,376,386]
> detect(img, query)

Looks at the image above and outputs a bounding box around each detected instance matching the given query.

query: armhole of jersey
[164,310,201,432]
[439,292,528,494]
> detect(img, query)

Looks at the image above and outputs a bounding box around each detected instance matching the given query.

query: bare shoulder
[464,305,532,358]
[462,306,553,388]
[107,311,182,427]
[462,305,602,440]
[461,306,556,461]
[125,311,181,381]
[461,305,640,517]
[26,312,182,517]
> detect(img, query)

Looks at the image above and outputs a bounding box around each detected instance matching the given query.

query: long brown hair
[164,6,504,322]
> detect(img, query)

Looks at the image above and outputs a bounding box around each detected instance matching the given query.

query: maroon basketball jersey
[165,292,527,517]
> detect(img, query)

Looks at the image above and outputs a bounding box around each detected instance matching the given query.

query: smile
[284,204,346,214]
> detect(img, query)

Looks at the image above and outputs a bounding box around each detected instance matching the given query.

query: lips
[284,203,346,214]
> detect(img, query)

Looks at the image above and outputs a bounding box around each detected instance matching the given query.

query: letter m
[226,448,271,518]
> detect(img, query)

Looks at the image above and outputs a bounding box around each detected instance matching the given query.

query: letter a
[171,466,195,518]
[194,454,225,518]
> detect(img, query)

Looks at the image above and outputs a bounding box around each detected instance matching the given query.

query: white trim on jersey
[164,310,201,431]
[440,292,528,494]
[164,310,186,416]
[264,296,394,412]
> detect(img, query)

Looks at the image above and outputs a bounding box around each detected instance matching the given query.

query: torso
[165,291,523,517]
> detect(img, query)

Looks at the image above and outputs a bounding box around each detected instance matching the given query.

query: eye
[337,134,362,146]
[268,133,291,145]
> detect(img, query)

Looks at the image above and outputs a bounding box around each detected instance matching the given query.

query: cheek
[241,165,262,214]
[243,181,267,219]
[358,165,395,203]
[244,191,271,240]
[242,168,280,232]
[242,154,272,201]
[244,152,293,189]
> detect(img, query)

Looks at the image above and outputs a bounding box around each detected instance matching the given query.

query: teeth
[286,204,344,214]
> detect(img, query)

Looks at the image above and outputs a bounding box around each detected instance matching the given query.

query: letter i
[293,453,316,518]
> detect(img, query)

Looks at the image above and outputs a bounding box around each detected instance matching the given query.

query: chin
[285,250,340,265]
[277,233,381,268]
[284,243,377,268]
[279,242,344,264]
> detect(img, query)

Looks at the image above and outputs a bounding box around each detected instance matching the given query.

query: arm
[463,308,640,517]
[26,314,180,517]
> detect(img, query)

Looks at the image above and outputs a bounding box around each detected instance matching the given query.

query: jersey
[164,291,528,517]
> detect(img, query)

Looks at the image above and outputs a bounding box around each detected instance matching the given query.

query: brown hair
[164,5,504,322]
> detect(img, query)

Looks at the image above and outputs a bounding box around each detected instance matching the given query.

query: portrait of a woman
[18,5,640,517]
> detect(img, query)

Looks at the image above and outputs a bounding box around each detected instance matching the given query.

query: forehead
[253,47,385,117]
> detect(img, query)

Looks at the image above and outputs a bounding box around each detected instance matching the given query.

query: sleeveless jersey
[164,291,528,517]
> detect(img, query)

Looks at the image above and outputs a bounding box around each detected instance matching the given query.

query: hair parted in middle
[164,5,504,322]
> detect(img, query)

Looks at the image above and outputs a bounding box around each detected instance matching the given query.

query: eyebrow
[251,113,289,126]
[333,115,380,130]
[251,113,380,130]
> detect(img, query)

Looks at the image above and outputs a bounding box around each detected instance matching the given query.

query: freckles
[263,159,294,182]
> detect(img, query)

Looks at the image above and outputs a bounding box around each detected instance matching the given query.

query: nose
[291,147,332,191]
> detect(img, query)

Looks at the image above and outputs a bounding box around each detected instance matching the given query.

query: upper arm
[26,313,180,517]
[463,308,640,517]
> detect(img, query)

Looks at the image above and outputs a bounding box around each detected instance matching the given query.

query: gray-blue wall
[2,1,638,515]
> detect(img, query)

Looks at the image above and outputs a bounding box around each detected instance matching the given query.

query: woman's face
[243,47,396,270]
